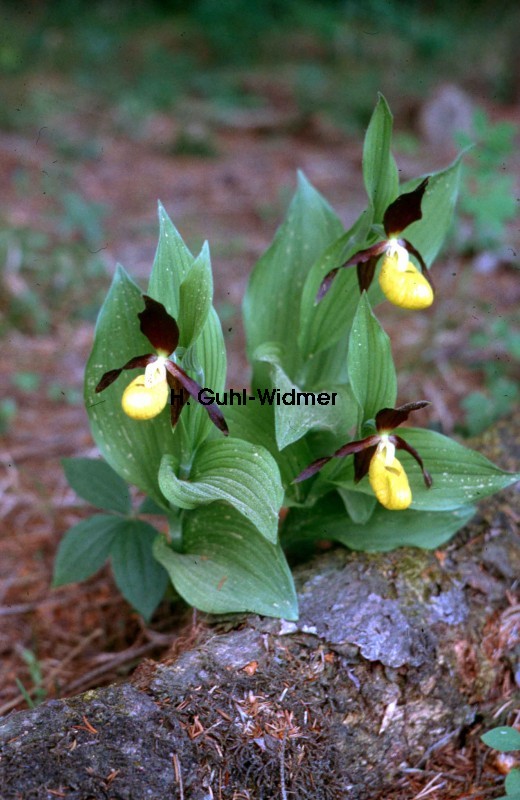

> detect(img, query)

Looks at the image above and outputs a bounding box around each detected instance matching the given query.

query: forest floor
[1,83,519,799]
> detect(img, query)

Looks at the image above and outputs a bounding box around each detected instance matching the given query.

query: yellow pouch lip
[379,253,434,310]
[121,374,169,420]
[368,450,412,510]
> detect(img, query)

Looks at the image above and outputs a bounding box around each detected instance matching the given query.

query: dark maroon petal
[95,354,156,393]
[344,240,388,267]
[334,434,380,460]
[354,444,378,483]
[293,434,380,484]
[165,362,229,435]
[316,268,339,302]
[375,401,430,432]
[383,177,429,237]
[95,368,123,393]
[138,295,179,354]
[293,455,334,483]
[391,434,432,488]
[357,255,379,292]
[399,238,428,275]
[164,372,189,427]
[316,241,388,302]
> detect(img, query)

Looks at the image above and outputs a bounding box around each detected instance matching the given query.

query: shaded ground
[1,80,519,798]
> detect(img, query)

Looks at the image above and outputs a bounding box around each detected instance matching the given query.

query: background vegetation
[2,0,519,130]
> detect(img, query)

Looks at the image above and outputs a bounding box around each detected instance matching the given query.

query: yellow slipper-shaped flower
[121,374,169,420]
[379,252,434,310]
[295,402,432,510]
[95,295,228,434]
[368,446,412,510]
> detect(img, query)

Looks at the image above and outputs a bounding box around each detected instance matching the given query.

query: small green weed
[11,372,41,393]
[14,647,47,709]
[454,109,517,253]
[0,398,17,434]
[460,317,520,435]
[0,226,108,333]
[481,726,520,799]
[47,382,83,405]
[461,380,519,437]
[1,175,109,334]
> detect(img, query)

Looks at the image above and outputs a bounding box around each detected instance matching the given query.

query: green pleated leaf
[53,514,122,586]
[175,306,228,456]
[403,154,464,267]
[300,330,351,388]
[335,504,474,551]
[244,171,344,381]
[147,201,194,317]
[254,343,356,450]
[337,487,377,524]
[362,94,399,221]
[110,519,169,620]
[153,503,298,619]
[62,457,130,514]
[281,493,475,554]
[347,292,397,428]
[158,437,284,543]
[138,495,166,515]
[178,240,214,349]
[297,209,375,361]
[398,429,520,510]
[146,204,226,457]
[85,265,175,508]
[86,255,225,505]
[481,727,520,752]
[505,769,520,797]
[224,401,312,505]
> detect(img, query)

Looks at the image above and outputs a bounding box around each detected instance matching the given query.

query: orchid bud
[121,375,169,420]
[379,252,434,310]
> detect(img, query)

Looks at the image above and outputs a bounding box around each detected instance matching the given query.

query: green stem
[167,511,183,552]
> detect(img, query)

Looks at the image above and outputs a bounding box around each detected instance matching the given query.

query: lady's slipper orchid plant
[57,97,520,623]
[294,401,432,511]
[317,178,434,310]
[95,295,228,434]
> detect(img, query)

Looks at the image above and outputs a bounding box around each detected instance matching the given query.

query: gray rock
[1,516,519,798]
